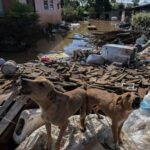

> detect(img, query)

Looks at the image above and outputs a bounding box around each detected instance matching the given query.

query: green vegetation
[111,3,129,10]
[63,3,85,21]
[62,0,112,21]
[133,12,150,29]
[0,1,43,51]
[62,0,85,21]
[132,0,139,6]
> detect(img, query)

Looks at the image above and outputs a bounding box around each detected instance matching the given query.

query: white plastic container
[111,16,118,21]
[13,109,44,144]
[1,60,17,75]
[101,44,136,64]
[86,54,104,65]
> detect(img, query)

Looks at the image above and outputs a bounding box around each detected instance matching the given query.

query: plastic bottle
[140,92,150,116]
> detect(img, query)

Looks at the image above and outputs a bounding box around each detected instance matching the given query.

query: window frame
[44,0,48,10]
[49,0,54,10]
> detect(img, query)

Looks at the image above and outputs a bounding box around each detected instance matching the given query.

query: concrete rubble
[0,30,150,150]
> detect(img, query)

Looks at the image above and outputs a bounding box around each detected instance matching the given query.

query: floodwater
[0,20,118,63]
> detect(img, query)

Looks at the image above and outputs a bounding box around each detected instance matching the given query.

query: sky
[117,0,150,5]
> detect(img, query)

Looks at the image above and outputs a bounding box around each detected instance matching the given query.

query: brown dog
[20,77,87,150]
[81,88,141,147]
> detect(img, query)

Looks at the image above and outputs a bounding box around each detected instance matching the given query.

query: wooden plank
[0,81,12,90]
[0,92,12,106]
[138,88,148,99]
[0,90,19,116]
[0,96,28,136]
[69,63,76,73]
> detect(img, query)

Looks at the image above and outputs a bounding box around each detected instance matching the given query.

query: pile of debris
[1,30,150,149]
[89,30,149,47]
[0,47,149,147]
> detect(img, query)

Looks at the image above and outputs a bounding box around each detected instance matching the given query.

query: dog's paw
[114,141,123,150]
[54,145,60,150]
[44,142,52,150]
[114,143,120,150]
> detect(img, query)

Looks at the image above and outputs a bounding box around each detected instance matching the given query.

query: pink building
[19,0,62,25]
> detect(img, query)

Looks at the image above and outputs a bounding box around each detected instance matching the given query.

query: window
[44,0,48,9]
[49,0,54,10]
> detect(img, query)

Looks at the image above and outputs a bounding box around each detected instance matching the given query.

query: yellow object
[37,53,70,60]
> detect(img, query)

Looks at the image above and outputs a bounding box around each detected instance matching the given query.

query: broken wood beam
[0,95,28,137]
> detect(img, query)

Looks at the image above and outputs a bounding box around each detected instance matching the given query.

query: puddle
[0,20,119,63]
[64,33,92,55]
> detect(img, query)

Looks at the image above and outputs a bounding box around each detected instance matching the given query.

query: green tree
[118,3,124,10]
[63,0,112,20]
[111,3,118,10]
[63,0,85,21]
[0,1,43,51]
[133,12,150,28]
[104,0,112,11]
[132,0,139,6]
[95,0,112,17]
[79,0,88,6]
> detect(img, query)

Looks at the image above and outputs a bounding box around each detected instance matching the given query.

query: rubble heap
[0,31,150,149]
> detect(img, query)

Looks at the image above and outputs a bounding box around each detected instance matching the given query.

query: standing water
[0,20,118,63]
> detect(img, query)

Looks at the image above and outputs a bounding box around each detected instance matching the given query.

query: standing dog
[20,77,87,150]
[81,88,141,147]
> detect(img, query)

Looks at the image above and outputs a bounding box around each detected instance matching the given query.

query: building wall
[19,0,62,25]
[19,0,27,3]
[101,10,120,20]
[2,0,14,12]
[0,0,4,16]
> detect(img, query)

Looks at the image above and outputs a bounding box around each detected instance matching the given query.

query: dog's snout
[132,96,141,109]
[134,96,141,102]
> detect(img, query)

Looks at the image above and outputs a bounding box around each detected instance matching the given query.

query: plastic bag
[122,93,150,150]
[37,53,70,61]
[140,92,150,116]
[136,34,148,45]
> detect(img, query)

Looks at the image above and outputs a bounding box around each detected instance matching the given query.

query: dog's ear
[48,90,69,103]
[116,96,123,105]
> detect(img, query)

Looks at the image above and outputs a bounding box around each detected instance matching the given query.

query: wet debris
[0,30,150,149]
[0,53,149,145]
